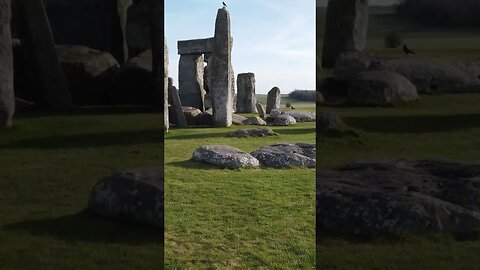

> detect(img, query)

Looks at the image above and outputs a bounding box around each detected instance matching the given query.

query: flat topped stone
[251,142,316,168]
[192,145,260,169]
[317,160,480,237]
[229,127,277,137]
[88,168,164,228]
[283,111,316,122]
[178,38,214,55]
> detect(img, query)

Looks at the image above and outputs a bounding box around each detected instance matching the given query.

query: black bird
[403,44,415,55]
[222,2,227,8]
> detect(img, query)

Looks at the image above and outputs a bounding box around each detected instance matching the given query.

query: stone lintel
[178,37,214,55]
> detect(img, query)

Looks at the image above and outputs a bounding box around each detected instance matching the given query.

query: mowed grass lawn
[164,99,316,268]
[0,110,164,270]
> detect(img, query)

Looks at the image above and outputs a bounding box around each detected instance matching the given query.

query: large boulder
[192,145,260,169]
[88,168,163,228]
[125,0,150,57]
[251,142,316,168]
[273,114,297,126]
[232,114,247,125]
[109,50,155,105]
[283,111,316,122]
[56,45,119,105]
[317,160,480,237]
[0,0,14,129]
[317,111,360,138]
[243,116,267,126]
[229,127,276,137]
[347,71,419,106]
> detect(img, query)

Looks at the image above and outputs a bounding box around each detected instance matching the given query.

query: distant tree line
[289,90,316,101]
[395,0,480,27]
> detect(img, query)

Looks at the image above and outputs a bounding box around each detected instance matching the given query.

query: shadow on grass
[344,114,480,134]
[166,131,230,140]
[3,210,163,245]
[167,160,226,170]
[16,106,159,119]
[273,127,316,135]
[0,129,163,149]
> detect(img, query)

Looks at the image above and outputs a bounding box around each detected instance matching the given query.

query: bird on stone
[222,2,227,8]
[403,44,415,55]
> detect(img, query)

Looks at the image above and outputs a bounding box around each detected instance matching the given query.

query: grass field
[317,5,480,270]
[0,110,164,270]
[164,97,316,268]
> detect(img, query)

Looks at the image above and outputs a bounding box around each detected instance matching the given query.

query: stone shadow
[273,127,316,135]
[3,210,163,245]
[167,160,228,170]
[0,129,162,149]
[344,113,480,134]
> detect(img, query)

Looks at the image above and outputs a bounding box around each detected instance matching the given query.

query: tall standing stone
[168,77,188,128]
[321,0,369,68]
[178,54,205,111]
[0,0,14,128]
[210,8,233,127]
[236,73,257,113]
[163,37,169,132]
[266,87,281,114]
[16,0,72,109]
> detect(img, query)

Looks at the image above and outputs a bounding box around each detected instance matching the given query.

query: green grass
[0,110,164,270]
[165,121,316,268]
[256,94,315,112]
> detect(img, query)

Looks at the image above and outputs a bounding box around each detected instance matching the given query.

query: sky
[317,0,398,6]
[165,0,316,94]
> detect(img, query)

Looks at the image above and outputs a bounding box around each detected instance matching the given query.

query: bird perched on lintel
[222,2,227,8]
[403,44,415,55]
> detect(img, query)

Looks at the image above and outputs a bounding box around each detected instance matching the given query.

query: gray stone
[192,145,260,169]
[44,0,132,63]
[251,142,316,168]
[178,54,205,110]
[210,8,233,127]
[168,78,187,128]
[88,167,163,228]
[348,71,419,106]
[17,0,73,109]
[164,37,169,131]
[56,45,119,106]
[243,116,267,126]
[256,102,266,119]
[182,106,202,126]
[321,0,369,68]
[317,111,360,138]
[232,114,247,125]
[236,73,257,113]
[266,87,281,114]
[0,0,14,129]
[110,50,155,105]
[317,160,480,237]
[178,38,214,55]
[283,111,316,122]
[273,114,296,126]
[126,0,150,57]
[229,127,276,137]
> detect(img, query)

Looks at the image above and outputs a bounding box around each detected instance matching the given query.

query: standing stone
[0,0,14,128]
[168,78,188,128]
[256,102,266,119]
[321,0,369,68]
[16,0,72,109]
[163,37,169,132]
[266,87,281,114]
[126,0,150,57]
[236,73,257,113]
[178,54,205,111]
[210,8,233,127]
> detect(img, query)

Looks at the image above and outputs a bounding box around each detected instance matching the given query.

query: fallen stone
[88,167,164,228]
[229,127,276,137]
[283,111,316,122]
[251,142,316,168]
[273,114,297,126]
[232,114,247,125]
[192,145,260,169]
[243,116,267,126]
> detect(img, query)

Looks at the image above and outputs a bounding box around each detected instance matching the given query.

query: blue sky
[165,0,316,94]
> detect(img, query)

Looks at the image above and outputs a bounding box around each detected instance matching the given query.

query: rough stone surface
[178,54,205,111]
[164,37,169,131]
[229,127,276,137]
[251,143,316,168]
[126,0,149,57]
[44,0,132,63]
[232,114,247,125]
[210,8,233,127]
[168,78,187,128]
[321,0,369,68]
[348,71,419,106]
[236,73,256,113]
[17,0,73,109]
[243,116,267,126]
[182,106,202,126]
[88,167,163,228]
[56,45,119,105]
[317,111,360,138]
[0,0,14,129]
[283,111,316,122]
[273,114,297,126]
[178,38,214,55]
[266,87,281,114]
[317,160,480,236]
[192,145,260,169]
[256,102,266,119]
[110,50,155,105]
